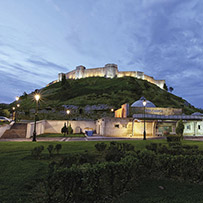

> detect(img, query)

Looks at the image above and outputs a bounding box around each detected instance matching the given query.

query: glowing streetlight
[33,93,41,142]
[111,108,114,112]
[34,94,40,101]
[143,99,147,140]
[12,107,16,121]
[66,109,70,115]
[14,96,20,122]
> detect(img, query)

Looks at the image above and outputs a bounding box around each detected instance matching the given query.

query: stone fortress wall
[57,63,165,89]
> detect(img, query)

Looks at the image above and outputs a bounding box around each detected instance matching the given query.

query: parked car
[0,116,12,122]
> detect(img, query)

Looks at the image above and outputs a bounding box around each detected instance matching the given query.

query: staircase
[1,123,27,139]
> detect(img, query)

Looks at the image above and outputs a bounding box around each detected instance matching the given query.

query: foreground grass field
[116,178,203,203]
[1,140,203,202]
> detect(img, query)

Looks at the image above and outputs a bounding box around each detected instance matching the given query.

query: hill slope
[15,76,200,118]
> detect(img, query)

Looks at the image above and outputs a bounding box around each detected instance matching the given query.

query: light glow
[34,94,40,101]
[15,96,19,101]
[143,100,147,107]
[66,110,70,115]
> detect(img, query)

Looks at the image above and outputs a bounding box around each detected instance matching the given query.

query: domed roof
[131,97,156,108]
[192,112,203,116]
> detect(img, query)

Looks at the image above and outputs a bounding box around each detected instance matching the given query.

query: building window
[115,124,119,128]
[198,125,201,130]
[187,125,191,130]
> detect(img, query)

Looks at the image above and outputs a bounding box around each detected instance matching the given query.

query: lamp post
[32,93,40,142]
[143,99,147,140]
[66,109,70,120]
[111,108,114,117]
[15,96,20,122]
[12,107,16,121]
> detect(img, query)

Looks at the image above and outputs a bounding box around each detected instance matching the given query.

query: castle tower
[58,73,65,81]
[104,64,118,78]
[75,65,86,79]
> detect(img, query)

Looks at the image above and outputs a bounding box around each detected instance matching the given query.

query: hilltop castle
[51,64,165,89]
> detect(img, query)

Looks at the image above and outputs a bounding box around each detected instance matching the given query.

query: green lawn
[115,178,203,203]
[37,133,85,138]
[1,140,203,202]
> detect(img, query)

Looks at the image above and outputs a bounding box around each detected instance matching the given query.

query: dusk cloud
[0,0,202,108]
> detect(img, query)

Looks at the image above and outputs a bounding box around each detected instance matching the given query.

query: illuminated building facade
[56,63,165,89]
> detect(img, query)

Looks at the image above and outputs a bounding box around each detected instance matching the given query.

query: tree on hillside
[23,92,28,99]
[163,83,168,91]
[169,87,174,93]
[0,109,10,117]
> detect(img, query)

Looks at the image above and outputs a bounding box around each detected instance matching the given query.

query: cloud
[27,58,68,72]
[0,70,38,103]
[0,0,203,108]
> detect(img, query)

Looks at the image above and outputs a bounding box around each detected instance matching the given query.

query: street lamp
[143,99,147,140]
[15,96,19,102]
[12,107,16,121]
[66,109,70,115]
[15,96,20,122]
[32,93,40,142]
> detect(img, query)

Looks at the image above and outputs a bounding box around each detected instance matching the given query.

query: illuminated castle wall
[57,63,165,89]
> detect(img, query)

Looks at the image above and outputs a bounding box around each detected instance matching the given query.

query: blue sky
[0,0,203,109]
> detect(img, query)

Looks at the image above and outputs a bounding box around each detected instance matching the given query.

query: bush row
[31,144,62,159]
[37,155,145,203]
[33,142,203,202]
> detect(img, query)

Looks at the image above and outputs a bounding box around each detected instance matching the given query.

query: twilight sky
[0,0,203,108]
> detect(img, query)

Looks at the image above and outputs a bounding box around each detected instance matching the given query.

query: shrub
[166,135,181,142]
[105,146,124,162]
[47,145,54,157]
[31,145,44,159]
[95,142,107,152]
[38,158,141,202]
[54,144,62,154]
[67,124,73,134]
[146,143,159,153]
[58,152,97,168]
[61,123,67,136]
[34,147,203,202]
[105,142,135,162]
[176,120,184,138]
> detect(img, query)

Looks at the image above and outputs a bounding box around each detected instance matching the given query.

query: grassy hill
[7,76,202,120]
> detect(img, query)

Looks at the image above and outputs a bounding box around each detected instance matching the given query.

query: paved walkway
[184,136,203,141]
[0,135,165,142]
[1,136,203,142]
